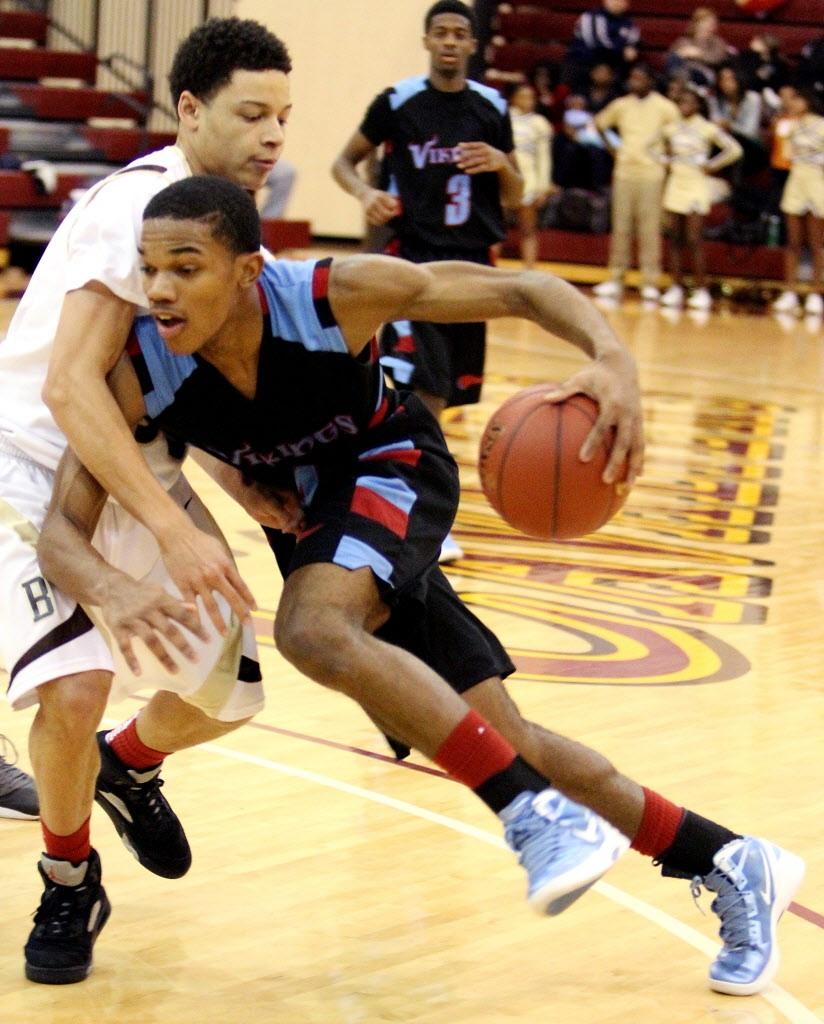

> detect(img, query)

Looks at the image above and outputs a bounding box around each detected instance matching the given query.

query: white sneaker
[660,285,684,307]
[640,285,660,302]
[687,287,711,310]
[772,290,800,314]
[593,280,623,299]
[804,292,823,316]
[438,532,464,564]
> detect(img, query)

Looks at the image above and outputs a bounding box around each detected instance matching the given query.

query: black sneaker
[0,734,39,820]
[94,731,191,879]
[25,848,111,984]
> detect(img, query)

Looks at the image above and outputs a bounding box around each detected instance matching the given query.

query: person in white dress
[509,83,553,268]
[653,89,742,309]
[773,87,824,316]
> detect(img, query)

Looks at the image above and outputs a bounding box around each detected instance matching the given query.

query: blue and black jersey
[360,74,513,252]
[127,257,394,502]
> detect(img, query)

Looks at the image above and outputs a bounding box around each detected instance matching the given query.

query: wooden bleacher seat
[0,46,97,84]
[3,84,149,122]
[0,10,48,46]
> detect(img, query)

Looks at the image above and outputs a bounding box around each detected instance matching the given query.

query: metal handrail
[4,0,175,126]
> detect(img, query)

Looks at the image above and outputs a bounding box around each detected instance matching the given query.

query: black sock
[383,733,411,761]
[657,810,741,879]
[475,756,550,814]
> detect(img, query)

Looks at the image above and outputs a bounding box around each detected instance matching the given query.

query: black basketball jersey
[360,74,514,251]
[127,257,397,501]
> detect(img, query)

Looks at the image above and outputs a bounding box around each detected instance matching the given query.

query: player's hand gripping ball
[478,384,629,540]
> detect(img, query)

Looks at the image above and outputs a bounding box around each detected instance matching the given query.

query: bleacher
[0,6,309,270]
[489,0,823,74]
[486,1,824,279]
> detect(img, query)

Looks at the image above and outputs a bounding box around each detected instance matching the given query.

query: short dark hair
[169,17,291,106]
[143,176,261,256]
[424,1,476,34]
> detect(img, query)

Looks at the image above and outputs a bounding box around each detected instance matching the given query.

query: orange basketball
[478,384,628,540]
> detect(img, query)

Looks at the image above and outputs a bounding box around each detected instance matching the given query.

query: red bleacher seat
[488,41,567,72]
[260,219,312,252]
[0,169,90,208]
[502,0,824,21]
[10,85,149,122]
[82,127,177,163]
[0,11,48,46]
[496,9,815,57]
[0,47,97,84]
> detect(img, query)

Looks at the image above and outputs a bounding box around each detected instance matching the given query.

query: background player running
[332,0,522,562]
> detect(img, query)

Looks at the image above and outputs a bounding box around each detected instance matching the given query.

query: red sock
[42,816,91,864]
[631,787,685,858]
[434,710,517,788]
[106,717,169,770]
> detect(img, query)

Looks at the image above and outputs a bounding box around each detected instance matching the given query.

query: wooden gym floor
[1,277,822,1023]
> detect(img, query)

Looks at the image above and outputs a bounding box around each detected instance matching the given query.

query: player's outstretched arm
[331,130,401,226]
[329,256,643,486]
[37,445,208,676]
[43,283,256,633]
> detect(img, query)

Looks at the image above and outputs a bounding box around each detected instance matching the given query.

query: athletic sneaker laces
[694,836,805,996]
[0,734,39,819]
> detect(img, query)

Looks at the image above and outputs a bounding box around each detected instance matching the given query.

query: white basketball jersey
[0,145,192,470]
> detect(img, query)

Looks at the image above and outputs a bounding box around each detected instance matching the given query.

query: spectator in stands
[555,93,616,191]
[767,83,799,213]
[509,84,554,268]
[586,62,622,114]
[551,65,621,189]
[709,65,767,176]
[529,61,568,130]
[666,8,732,90]
[735,33,789,108]
[564,0,640,90]
[797,36,824,98]
[773,88,824,316]
[655,88,742,311]
[592,64,679,302]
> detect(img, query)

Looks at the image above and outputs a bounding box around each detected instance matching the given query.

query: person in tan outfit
[593,65,679,301]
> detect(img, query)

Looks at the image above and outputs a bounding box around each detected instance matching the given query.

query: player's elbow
[35,515,65,587]
[41,365,71,422]
[511,270,553,317]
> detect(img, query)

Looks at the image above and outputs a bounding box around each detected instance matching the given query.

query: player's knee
[275,606,356,687]
[37,674,108,739]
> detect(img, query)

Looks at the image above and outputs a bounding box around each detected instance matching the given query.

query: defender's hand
[238,482,306,534]
[100,577,206,675]
[159,524,256,635]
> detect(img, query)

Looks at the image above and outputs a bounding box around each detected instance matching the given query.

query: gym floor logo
[443,386,787,688]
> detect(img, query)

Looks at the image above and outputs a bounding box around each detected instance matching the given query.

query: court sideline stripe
[197,739,823,1024]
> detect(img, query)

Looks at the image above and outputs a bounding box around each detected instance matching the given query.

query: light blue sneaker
[699,836,805,996]
[501,789,629,916]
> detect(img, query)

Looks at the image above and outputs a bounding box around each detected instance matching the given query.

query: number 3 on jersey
[445,173,471,226]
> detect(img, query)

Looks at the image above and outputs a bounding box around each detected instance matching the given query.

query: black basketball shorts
[379,241,492,408]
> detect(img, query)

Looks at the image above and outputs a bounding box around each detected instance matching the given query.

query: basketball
[478,384,628,540]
